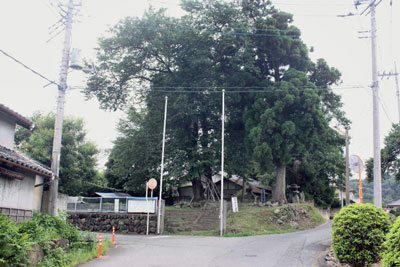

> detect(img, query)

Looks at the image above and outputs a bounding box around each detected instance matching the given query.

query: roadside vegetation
[225,203,325,237]
[165,203,325,237]
[330,203,400,266]
[0,212,110,267]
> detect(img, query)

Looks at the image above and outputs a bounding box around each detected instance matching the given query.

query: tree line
[84,0,349,206]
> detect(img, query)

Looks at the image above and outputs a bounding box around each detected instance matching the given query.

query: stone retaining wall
[67,213,158,234]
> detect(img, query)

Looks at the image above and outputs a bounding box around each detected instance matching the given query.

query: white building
[0,103,53,221]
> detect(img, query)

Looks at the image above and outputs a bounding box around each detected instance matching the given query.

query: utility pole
[345,129,350,206]
[370,0,382,207]
[49,0,75,215]
[395,62,400,123]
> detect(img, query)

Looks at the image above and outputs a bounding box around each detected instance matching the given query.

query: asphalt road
[79,222,331,267]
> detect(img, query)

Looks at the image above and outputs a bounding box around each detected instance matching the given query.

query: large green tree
[16,113,102,196]
[366,123,400,181]
[86,0,348,203]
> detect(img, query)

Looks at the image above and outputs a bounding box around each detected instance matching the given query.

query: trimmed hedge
[381,216,400,267]
[332,203,391,267]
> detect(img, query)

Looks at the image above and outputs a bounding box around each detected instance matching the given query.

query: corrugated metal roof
[94,192,132,198]
[0,145,53,177]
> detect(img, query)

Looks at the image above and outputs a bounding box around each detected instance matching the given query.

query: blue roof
[94,192,132,198]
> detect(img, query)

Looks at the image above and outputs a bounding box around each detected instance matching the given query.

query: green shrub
[18,212,95,267]
[19,212,82,245]
[0,214,32,267]
[0,212,108,267]
[381,216,400,266]
[332,203,391,267]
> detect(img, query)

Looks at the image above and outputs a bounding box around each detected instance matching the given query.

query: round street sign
[147,178,157,190]
[350,155,364,173]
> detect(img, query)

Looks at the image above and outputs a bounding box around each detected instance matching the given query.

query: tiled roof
[0,145,53,177]
[0,103,35,130]
[387,199,400,207]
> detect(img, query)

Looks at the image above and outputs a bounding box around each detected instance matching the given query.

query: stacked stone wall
[67,213,157,234]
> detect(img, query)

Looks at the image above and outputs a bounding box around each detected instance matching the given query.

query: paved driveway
[79,222,331,267]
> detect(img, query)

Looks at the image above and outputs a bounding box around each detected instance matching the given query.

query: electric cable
[0,49,59,87]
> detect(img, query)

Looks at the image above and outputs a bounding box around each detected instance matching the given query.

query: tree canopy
[366,123,400,182]
[16,113,104,196]
[86,0,348,204]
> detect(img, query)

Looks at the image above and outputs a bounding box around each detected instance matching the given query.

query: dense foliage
[332,204,391,266]
[0,215,31,266]
[366,123,400,182]
[381,216,400,267]
[350,177,400,206]
[15,112,106,196]
[86,0,348,204]
[0,213,103,267]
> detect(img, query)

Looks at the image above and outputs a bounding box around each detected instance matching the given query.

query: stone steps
[164,204,220,232]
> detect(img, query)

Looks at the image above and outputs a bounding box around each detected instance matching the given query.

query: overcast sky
[1,0,399,176]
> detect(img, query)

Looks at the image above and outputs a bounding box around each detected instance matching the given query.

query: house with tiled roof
[0,103,54,221]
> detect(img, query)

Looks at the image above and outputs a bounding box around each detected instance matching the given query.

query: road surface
[79,222,331,267]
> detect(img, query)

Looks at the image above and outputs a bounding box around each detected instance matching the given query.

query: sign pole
[146,182,149,235]
[358,164,363,204]
[350,155,365,204]
[146,178,157,235]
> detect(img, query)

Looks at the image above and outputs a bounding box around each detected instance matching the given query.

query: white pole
[345,129,350,206]
[394,62,400,123]
[370,0,382,207]
[220,89,225,237]
[146,182,149,235]
[49,0,75,216]
[157,96,168,234]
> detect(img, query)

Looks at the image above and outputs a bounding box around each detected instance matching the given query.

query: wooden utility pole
[49,0,75,215]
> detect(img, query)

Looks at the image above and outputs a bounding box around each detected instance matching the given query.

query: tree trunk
[192,179,205,201]
[271,165,287,204]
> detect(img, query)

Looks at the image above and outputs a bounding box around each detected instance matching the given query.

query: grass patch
[224,203,326,237]
[69,238,111,266]
[164,203,326,237]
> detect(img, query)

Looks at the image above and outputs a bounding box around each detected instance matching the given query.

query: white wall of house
[0,171,36,211]
[0,114,15,149]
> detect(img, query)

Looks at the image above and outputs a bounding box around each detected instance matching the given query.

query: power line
[137,19,298,33]
[378,93,394,124]
[148,86,366,93]
[146,0,352,7]
[74,85,367,94]
[0,49,59,87]
[131,25,299,38]
[69,177,125,192]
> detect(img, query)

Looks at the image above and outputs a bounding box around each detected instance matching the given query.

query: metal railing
[67,196,158,214]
